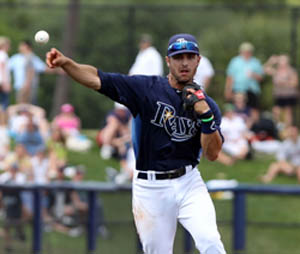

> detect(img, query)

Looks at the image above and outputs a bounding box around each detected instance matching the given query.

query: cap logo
[176,38,187,43]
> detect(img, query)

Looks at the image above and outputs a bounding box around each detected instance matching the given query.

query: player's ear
[165,56,170,67]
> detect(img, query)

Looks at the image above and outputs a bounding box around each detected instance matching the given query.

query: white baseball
[34,30,49,44]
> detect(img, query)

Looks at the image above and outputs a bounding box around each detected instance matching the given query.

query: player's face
[166,53,200,85]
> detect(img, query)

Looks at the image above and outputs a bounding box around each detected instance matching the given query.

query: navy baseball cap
[167,33,199,57]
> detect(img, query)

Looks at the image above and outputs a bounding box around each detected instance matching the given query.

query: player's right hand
[46,48,68,69]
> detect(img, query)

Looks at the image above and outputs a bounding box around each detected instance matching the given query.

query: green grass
[1,130,300,253]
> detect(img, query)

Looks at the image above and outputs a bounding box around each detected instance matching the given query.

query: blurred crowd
[0,33,300,250]
[0,36,101,252]
[219,42,300,185]
[0,102,98,252]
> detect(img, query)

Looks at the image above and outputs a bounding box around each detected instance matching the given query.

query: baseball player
[46,33,226,254]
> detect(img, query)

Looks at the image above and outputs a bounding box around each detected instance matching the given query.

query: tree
[51,0,80,118]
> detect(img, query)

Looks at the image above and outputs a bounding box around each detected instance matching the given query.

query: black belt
[137,167,186,180]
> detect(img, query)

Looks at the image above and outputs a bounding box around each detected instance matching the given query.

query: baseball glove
[182,83,206,111]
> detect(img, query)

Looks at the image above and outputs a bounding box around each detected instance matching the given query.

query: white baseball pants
[132,167,226,254]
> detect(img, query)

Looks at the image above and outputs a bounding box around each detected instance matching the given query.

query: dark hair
[22,39,32,48]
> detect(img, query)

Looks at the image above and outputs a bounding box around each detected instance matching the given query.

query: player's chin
[178,76,193,85]
[180,72,194,81]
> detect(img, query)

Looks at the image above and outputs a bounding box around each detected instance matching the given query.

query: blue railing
[1,182,300,254]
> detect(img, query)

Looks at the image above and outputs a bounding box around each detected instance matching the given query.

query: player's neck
[167,74,191,91]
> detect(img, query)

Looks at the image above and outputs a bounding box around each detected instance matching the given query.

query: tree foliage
[0,2,299,127]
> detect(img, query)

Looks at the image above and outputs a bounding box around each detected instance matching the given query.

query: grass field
[1,130,300,254]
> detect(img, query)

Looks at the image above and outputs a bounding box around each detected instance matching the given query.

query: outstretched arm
[46,48,101,90]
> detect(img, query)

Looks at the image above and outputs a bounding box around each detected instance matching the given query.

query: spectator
[63,167,109,238]
[46,166,71,234]
[225,42,264,128]
[52,104,92,152]
[232,92,251,126]
[52,103,91,152]
[0,108,10,170]
[3,143,33,220]
[264,54,299,128]
[97,105,134,184]
[193,54,215,90]
[260,125,300,183]
[97,105,132,160]
[217,103,250,166]
[45,166,109,238]
[249,111,281,155]
[0,36,11,109]
[47,127,68,180]
[129,33,163,76]
[3,143,32,177]
[7,106,28,138]
[15,112,45,157]
[52,103,80,137]
[31,147,49,184]
[20,148,50,222]
[0,163,27,252]
[9,40,61,104]
[7,103,50,140]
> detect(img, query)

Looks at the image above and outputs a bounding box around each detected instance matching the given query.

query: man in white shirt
[193,55,215,90]
[9,40,46,104]
[0,36,11,109]
[9,40,62,105]
[129,34,163,76]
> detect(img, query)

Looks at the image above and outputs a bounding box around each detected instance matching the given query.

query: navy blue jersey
[97,70,223,171]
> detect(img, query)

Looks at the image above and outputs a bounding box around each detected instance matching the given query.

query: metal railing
[1,182,300,254]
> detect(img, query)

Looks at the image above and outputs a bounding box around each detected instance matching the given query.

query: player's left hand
[182,83,210,114]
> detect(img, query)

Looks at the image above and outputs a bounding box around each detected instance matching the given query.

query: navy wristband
[201,120,217,134]
[198,110,217,134]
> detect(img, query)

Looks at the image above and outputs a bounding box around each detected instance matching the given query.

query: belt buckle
[147,171,156,181]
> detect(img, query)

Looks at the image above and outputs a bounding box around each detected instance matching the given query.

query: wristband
[197,110,217,134]
[201,120,217,134]
[201,115,214,122]
[197,109,214,120]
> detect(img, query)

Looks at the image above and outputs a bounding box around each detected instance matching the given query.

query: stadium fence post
[33,188,43,254]
[87,190,97,254]
[233,190,246,254]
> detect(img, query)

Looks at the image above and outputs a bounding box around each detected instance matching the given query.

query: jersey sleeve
[97,70,151,116]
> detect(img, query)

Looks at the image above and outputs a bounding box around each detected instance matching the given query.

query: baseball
[34,30,49,44]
